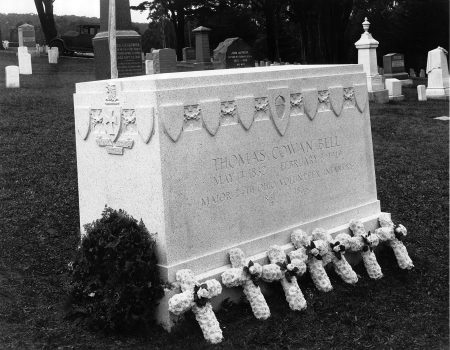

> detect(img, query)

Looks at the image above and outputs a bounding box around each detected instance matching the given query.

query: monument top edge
[75,64,365,93]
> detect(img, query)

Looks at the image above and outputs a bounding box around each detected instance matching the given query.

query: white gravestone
[145,60,154,75]
[48,47,59,64]
[2,40,9,49]
[385,78,404,101]
[5,66,20,88]
[354,18,388,103]
[74,64,386,329]
[18,47,32,75]
[426,47,449,98]
[417,85,427,101]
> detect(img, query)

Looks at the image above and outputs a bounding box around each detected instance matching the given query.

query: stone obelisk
[92,0,143,79]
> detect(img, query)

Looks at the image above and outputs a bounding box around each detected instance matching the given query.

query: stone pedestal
[152,48,177,73]
[92,0,143,79]
[74,63,384,329]
[193,26,212,65]
[426,47,449,99]
[354,18,388,103]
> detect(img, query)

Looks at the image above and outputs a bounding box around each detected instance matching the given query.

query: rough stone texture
[385,78,404,101]
[18,47,32,75]
[74,64,385,328]
[213,37,254,69]
[426,47,450,99]
[5,65,20,88]
[417,85,427,101]
[182,47,196,61]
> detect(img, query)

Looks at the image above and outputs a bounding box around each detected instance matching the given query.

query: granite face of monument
[93,0,143,79]
[193,26,211,64]
[18,24,35,48]
[213,38,255,69]
[426,47,449,99]
[74,63,383,327]
[5,66,20,88]
[383,53,408,79]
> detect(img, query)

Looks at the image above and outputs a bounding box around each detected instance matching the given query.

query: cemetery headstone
[383,53,408,79]
[18,47,32,75]
[193,26,211,63]
[182,47,196,61]
[145,52,153,60]
[409,68,416,77]
[74,63,384,329]
[5,66,20,88]
[18,24,36,48]
[354,17,388,103]
[48,47,59,64]
[2,41,9,50]
[419,69,426,78]
[385,78,404,101]
[145,59,154,75]
[425,46,449,99]
[92,0,143,79]
[9,27,18,43]
[213,37,255,69]
[152,48,177,73]
[417,85,427,101]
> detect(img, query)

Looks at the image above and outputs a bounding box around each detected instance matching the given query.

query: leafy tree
[34,0,58,43]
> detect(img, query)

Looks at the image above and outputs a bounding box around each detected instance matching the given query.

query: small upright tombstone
[425,46,449,99]
[182,47,196,61]
[18,47,32,75]
[192,26,213,69]
[5,66,20,88]
[48,47,59,64]
[212,37,254,69]
[152,48,177,73]
[145,59,154,75]
[409,68,416,77]
[385,78,404,101]
[18,24,36,48]
[417,85,427,101]
[419,69,426,78]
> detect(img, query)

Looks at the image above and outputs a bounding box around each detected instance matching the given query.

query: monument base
[157,211,386,331]
[426,87,450,99]
[368,89,389,104]
[384,72,409,80]
[389,95,405,101]
[92,30,143,79]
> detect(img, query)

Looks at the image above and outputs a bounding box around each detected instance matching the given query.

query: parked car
[50,24,100,55]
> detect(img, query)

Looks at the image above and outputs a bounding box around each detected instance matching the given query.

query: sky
[0,0,150,23]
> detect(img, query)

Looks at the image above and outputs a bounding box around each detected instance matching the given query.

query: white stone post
[5,66,20,88]
[426,46,449,99]
[354,17,388,103]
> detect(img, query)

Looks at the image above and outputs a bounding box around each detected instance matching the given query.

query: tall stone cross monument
[93,0,143,79]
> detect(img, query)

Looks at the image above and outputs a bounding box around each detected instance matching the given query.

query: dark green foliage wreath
[67,207,164,333]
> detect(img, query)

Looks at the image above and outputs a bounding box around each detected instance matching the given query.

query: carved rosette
[343,87,356,108]
[220,101,238,126]
[183,105,202,131]
[318,90,331,112]
[290,93,303,115]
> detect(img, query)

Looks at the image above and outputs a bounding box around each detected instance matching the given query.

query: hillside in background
[0,13,148,43]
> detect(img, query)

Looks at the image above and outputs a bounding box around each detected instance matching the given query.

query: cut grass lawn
[0,53,448,349]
